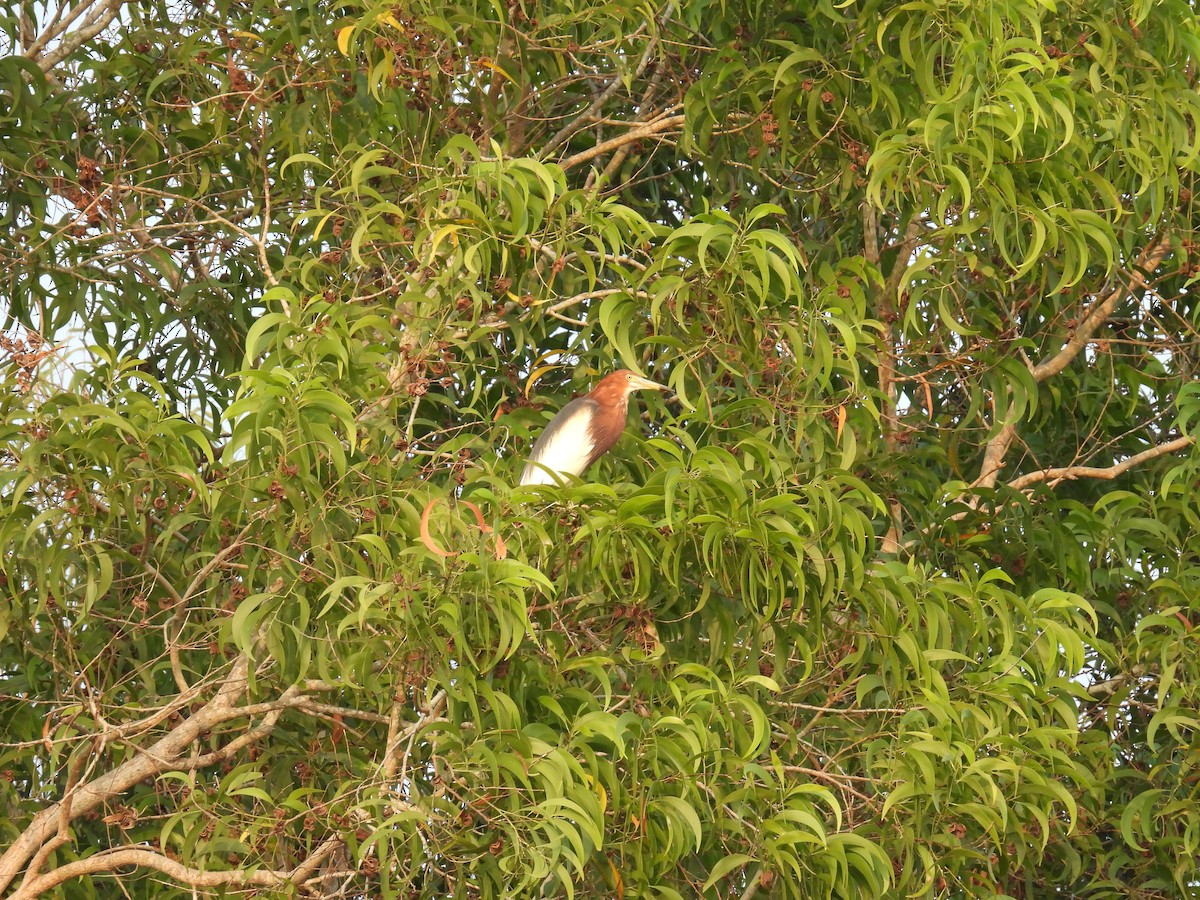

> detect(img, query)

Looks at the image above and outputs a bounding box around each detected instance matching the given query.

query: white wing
[520,400,596,485]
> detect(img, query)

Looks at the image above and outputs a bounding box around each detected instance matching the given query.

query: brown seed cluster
[51,155,110,235]
[611,603,658,652]
[0,330,52,394]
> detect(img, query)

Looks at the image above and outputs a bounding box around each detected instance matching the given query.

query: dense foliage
[2,0,1200,897]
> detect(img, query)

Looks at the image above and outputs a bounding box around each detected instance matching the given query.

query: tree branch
[0,665,390,898]
[772,700,909,715]
[777,766,880,808]
[973,421,1017,490]
[22,0,98,61]
[298,700,391,725]
[9,847,291,900]
[31,0,125,73]
[0,655,252,895]
[545,287,652,317]
[19,745,91,888]
[381,691,408,783]
[862,205,880,268]
[871,214,922,551]
[383,690,447,789]
[1029,236,1173,384]
[559,114,685,172]
[1085,666,1149,699]
[290,835,347,889]
[541,5,672,158]
[1007,435,1195,491]
[872,216,922,444]
[187,706,288,769]
[881,218,924,309]
[973,236,1174,488]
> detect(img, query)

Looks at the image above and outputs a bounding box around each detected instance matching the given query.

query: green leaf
[702,853,756,891]
[653,795,703,852]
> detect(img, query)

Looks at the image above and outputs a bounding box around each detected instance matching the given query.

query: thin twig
[777,766,880,807]
[390,690,448,790]
[773,700,909,715]
[257,110,281,289]
[545,287,652,316]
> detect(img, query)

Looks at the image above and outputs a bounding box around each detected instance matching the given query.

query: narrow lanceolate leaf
[4,0,1200,897]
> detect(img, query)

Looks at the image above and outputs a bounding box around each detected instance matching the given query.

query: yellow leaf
[835,404,846,441]
[525,364,564,397]
[479,59,516,86]
[336,26,355,57]
[608,856,624,899]
[427,224,461,260]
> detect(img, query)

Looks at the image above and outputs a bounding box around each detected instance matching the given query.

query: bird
[519,370,669,485]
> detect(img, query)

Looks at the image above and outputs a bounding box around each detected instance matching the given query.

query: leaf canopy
[2,0,1200,898]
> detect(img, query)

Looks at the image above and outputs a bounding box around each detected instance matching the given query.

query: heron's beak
[628,375,670,393]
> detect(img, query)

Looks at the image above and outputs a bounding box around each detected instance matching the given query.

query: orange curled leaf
[835,404,846,441]
[461,500,508,560]
[461,500,486,530]
[420,498,507,560]
[419,498,457,558]
[917,374,934,420]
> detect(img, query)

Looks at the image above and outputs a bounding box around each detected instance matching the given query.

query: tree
[2,0,1199,896]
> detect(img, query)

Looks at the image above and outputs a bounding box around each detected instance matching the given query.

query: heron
[519,370,669,485]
